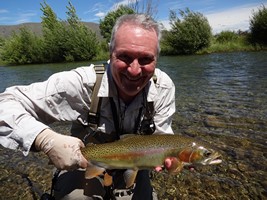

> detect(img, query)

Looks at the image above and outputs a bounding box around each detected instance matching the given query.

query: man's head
[109,14,162,103]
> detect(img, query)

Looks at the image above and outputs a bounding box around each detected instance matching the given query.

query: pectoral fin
[85,162,105,179]
[103,172,113,186]
[123,169,138,188]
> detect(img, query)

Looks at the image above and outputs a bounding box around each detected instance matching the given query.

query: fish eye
[204,150,212,157]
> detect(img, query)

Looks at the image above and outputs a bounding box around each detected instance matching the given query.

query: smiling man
[0,14,176,199]
[110,21,158,104]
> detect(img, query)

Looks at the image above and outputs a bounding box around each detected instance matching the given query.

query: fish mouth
[203,152,222,165]
[208,158,222,165]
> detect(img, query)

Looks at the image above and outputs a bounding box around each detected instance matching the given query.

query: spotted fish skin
[81,134,222,187]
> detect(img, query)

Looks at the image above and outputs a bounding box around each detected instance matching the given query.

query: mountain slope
[0,22,102,39]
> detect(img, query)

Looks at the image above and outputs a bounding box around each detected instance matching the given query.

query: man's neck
[118,91,135,105]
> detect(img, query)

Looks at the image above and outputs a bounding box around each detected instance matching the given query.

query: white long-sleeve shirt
[0,64,176,155]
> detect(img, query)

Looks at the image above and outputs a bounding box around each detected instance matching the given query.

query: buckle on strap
[113,189,134,197]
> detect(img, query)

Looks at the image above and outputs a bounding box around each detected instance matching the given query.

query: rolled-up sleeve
[0,66,96,155]
[0,96,49,155]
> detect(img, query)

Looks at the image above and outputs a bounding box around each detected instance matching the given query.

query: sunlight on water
[1,52,267,199]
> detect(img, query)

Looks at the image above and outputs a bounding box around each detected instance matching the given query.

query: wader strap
[137,96,155,135]
[88,64,106,132]
[109,97,120,140]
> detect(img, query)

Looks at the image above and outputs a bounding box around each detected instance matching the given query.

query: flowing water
[0,51,266,199]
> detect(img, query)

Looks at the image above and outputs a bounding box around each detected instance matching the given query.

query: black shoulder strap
[88,63,106,131]
[88,69,157,135]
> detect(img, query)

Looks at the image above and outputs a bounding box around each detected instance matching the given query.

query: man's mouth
[124,73,144,81]
[126,76,142,81]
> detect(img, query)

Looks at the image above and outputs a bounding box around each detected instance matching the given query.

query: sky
[0,0,266,34]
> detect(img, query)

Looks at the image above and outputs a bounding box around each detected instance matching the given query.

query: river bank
[0,51,266,199]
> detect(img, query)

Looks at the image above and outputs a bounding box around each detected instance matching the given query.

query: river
[0,51,266,199]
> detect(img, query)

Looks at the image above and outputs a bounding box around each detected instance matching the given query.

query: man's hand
[155,157,182,173]
[35,129,88,170]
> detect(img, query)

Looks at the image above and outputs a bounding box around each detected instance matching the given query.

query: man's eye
[117,54,133,64]
[138,57,154,65]
[116,54,154,65]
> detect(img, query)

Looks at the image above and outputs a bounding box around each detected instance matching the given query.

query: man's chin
[122,85,143,95]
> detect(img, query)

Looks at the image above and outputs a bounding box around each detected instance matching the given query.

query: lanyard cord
[134,91,146,134]
[117,94,126,135]
[109,90,145,139]
[109,97,120,140]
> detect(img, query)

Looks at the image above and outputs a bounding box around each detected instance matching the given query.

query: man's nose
[128,59,142,76]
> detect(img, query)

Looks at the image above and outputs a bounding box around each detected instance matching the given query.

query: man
[0,14,175,199]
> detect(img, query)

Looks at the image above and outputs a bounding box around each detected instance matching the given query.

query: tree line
[0,1,266,65]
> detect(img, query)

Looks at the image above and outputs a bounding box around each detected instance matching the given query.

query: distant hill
[0,22,103,40]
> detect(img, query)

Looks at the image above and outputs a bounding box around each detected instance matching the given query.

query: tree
[99,0,160,43]
[41,1,67,62]
[40,1,99,62]
[0,27,44,64]
[64,2,99,61]
[249,5,267,46]
[164,8,212,55]
[99,5,134,43]
[1,1,101,64]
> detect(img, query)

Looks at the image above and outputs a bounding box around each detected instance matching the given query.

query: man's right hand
[35,129,88,170]
[155,157,183,173]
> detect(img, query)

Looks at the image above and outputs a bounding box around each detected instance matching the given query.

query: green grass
[198,35,265,54]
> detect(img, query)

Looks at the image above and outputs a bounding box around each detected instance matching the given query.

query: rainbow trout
[81,134,222,188]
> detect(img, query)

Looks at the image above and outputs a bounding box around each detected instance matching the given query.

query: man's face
[110,23,158,102]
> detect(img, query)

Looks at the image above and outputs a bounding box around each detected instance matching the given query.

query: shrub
[163,8,212,55]
[249,5,267,46]
[0,28,45,64]
[215,31,238,43]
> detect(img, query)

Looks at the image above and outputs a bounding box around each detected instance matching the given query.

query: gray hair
[109,14,162,54]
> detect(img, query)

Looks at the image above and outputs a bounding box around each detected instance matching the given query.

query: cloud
[159,19,171,30]
[95,11,106,18]
[109,0,132,12]
[0,17,10,23]
[0,9,9,14]
[84,3,105,14]
[81,3,104,22]
[15,11,37,24]
[0,10,38,25]
[205,4,264,34]
[84,0,147,22]
[159,3,267,34]
[87,0,136,21]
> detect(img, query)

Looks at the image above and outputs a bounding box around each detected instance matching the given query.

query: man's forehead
[117,23,157,36]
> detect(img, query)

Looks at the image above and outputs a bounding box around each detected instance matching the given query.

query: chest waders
[41,63,157,200]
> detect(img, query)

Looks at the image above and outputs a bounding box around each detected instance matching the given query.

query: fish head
[178,142,222,166]
[194,146,222,165]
